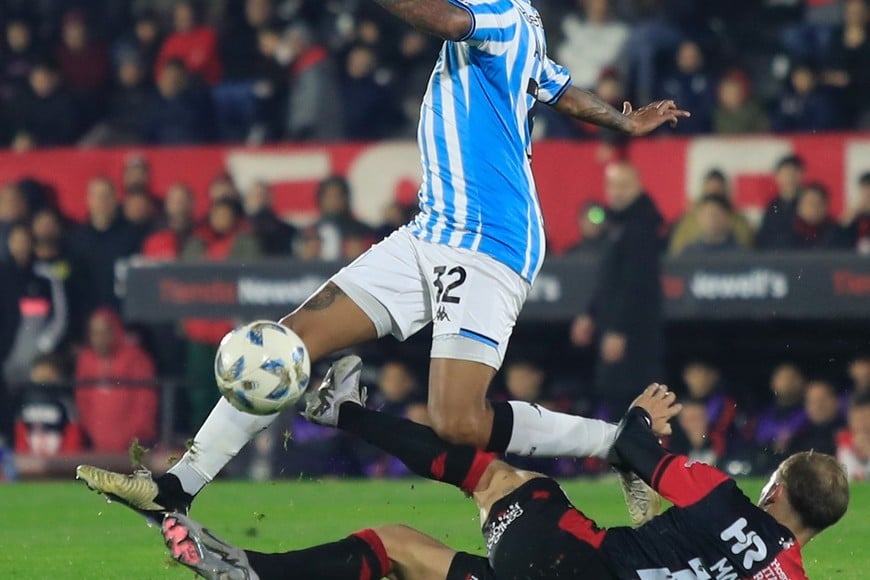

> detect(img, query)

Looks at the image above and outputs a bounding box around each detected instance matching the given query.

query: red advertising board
[0,134,867,254]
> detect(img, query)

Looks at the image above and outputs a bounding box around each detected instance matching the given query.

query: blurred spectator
[181,199,261,427]
[294,225,323,261]
[848,354,870,397]
[772,63,838,133]
[0,18,37,104]
[75,308,158,452]
[244,181,296,256]
[657,40,715,134]
[55,10,110,131]
[670,400,719,466]
[713,69,770,134]
[14,354,82,456]
[571,162,664,415]
[757,155,805,250]
[505,360,547,404]
[115,10,163,76]
[122,156,152,195]
[847,172,870,253]
[142,183,196,259]
[83,51,154,145]
[32,208,88,339]
[342,44,402,140]
[0,183,29,262]
[220,0,277,81]
[70,177,141,310]
[0,222,70,392]
[755,363,807,459]
[789,380,844,455]
[669,170,754,256]
[315,176,374,260]
[144,58,215,144]
[556,0,629,90]
[208,172,240,203]
[677,195,744,255]
[9,60,78,149]
[564,202,608,255]
[122,187,160,243]
[155,1,222,85]
[821,0,870,128]
[285,24,343,141]
[375,202,417,241]
[773,184,849,250]
[681,360,736,459]
[837,394,870,481]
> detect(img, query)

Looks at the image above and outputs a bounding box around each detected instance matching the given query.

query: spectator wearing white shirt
[556,0,629,90]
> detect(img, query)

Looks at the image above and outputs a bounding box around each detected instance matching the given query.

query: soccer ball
[214,321,311,415]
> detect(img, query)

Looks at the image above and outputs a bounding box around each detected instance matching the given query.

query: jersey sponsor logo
[752,559,789,580]
[636,517,772,579]
[485,502,524,551]
[720,517,768,569]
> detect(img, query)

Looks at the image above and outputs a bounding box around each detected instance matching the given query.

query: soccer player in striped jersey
[77,0,690,520]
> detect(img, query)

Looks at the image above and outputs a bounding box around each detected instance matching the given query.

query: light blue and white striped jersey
[407,0,571,283]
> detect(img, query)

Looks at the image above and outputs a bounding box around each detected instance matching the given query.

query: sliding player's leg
[161,513,492,580]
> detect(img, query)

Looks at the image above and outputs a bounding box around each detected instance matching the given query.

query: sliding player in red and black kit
[161,359,849,580]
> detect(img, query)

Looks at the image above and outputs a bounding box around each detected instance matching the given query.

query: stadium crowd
[1,0,869,149]
[1,149,869,482]
[1,0,869,483]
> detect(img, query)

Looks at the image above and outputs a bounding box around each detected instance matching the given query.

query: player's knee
[371,524,414,562]
[430,410,488,447]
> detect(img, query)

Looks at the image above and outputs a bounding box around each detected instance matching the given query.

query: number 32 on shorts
[433,266,467,304]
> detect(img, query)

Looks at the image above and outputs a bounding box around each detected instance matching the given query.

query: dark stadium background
[0,0,869,483]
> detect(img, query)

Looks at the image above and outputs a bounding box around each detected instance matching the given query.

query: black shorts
[482,477,617,580]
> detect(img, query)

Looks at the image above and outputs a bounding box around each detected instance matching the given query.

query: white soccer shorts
[331,228,530,370]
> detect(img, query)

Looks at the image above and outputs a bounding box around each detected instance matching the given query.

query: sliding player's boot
[618,469,662,527]
[162,513,258,580]
[76,465,192,525]
[304,355,367,427]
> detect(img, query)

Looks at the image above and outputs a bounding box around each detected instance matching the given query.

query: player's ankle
[155,473,195,511]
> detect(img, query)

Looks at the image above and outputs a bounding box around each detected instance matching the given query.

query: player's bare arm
[553,87,691,137]
[370,0,472,40]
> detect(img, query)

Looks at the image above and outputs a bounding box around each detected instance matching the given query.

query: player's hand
[630,383,682,437]
[570,315,595,346]
[601,331,627,363]
[623,100,691,137]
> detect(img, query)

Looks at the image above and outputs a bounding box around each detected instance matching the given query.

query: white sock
[168,398,280,495]
[505,401,617,459]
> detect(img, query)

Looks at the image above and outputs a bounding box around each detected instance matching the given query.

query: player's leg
[78,232,425,519]
[420,244,618,457]
[162,513,491,580]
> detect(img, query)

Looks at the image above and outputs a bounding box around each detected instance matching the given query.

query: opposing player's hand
[623,100,691,137]
[630,383,682,437]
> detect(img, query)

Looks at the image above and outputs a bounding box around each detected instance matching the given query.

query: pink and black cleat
[162,513,259,580]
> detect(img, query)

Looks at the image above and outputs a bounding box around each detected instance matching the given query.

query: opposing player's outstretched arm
[369,0,473,40]
[609,385,732,508]
[552,87,691,137]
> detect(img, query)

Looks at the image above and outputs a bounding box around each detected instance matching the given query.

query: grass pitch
[0,478,867,579]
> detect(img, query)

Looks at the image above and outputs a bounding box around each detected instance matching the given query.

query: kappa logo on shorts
[435,305,450,322]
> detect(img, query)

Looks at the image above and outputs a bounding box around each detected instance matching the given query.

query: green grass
[0,478,867,578]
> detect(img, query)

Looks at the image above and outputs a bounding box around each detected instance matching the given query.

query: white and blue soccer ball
[215,321,311,415]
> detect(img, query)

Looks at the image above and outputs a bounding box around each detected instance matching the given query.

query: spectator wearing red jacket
[74,308,158,452]
[155,1,222,86]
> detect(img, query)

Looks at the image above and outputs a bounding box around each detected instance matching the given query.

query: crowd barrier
[123,253,870,323]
